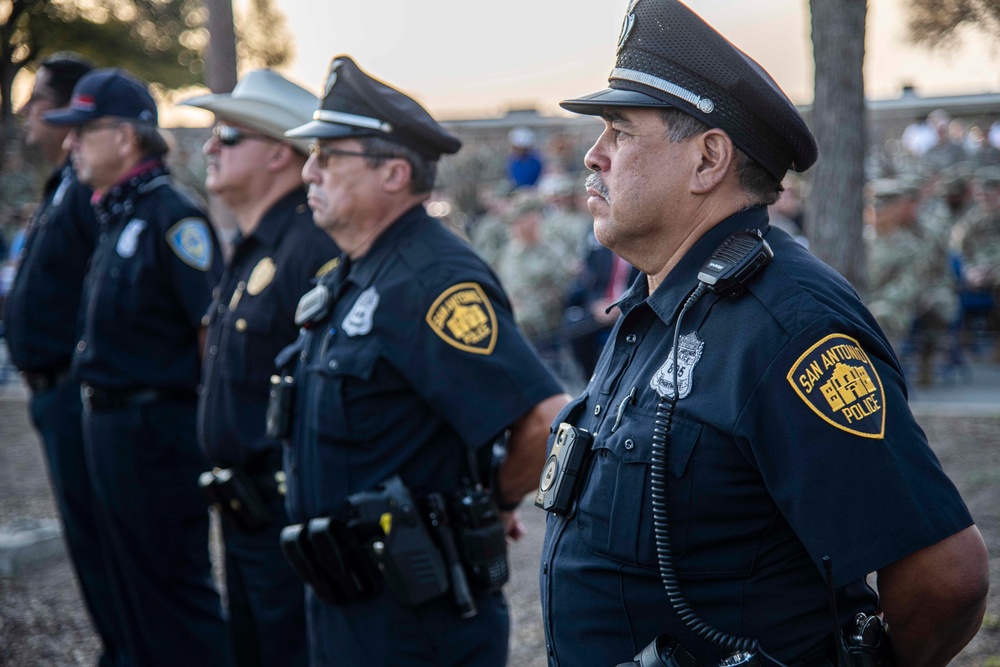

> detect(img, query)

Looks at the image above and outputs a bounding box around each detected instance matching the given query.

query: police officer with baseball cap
[180,69,339,667]
[276,55,569,667]
[44,68,231,667]
[539,2,987,666]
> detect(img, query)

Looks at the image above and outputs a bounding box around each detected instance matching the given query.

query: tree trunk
[203,0,238,93]
[805,0,868,288]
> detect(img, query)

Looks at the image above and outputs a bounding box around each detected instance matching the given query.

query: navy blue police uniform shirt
[278,205,563,523]
[198,188,340,469]
[540,206,974,666]
[4,161,97,373]
[73,162,222,391]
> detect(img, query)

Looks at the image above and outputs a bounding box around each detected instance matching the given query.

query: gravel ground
[2,386,999,666]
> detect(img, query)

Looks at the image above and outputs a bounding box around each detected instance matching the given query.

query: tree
[905,0,1000,49]
[203,0,236,93]
[804,0,868,287]
[237,0,293,71]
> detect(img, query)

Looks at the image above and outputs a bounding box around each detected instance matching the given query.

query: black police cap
[561,0,818,180]
[286,56,461,160]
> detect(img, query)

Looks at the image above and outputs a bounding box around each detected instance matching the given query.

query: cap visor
[560,87,676,115]
[41,107,97,126]
[285,120,376,141]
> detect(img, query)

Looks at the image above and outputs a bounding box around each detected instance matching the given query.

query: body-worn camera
[535,422,592,515]
[265,374,295,440]
[199,467,273,533]
[451,487,509,592]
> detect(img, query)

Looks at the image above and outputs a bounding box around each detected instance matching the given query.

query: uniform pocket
[226,309,276,387]
[577,409,700,568]
[312,341,380,444]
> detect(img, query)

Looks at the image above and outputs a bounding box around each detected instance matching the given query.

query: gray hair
[357,136,438,194]
[659,108,782,206]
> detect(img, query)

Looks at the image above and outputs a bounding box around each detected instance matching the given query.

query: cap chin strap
[610,67,715,114]
[313,109,393,134]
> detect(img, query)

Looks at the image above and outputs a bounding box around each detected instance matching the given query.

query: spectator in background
[506,125,544,188]
[467,180,511,268]
[922,109,968,172]
[768,172,808,247]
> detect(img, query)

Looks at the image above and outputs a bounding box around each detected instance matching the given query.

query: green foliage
[237,0,293,70]
[906,0,1000,50]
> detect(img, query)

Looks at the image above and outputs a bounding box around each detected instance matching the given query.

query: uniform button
[217,304,226,314]
[542,561,548,574]
[209,345,218,355]
[624,439,635,450]
[328,359,339,370]
[626,333,637,344]
[594,404,601,416]
[201,315,210,327]
[76,340,86,352]
[237,280,246,290]
[235,318,247,332]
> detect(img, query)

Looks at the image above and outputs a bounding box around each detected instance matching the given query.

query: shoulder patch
[315,257,340,278]
[786,334,886,439]
[247,257,276,295]
[166,218,213,271]
[425,282,498,355]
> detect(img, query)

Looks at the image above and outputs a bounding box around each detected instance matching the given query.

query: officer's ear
[380,157,413,195]
[115,122,141,159]
[265,142,297,173]
[690,128,735,195]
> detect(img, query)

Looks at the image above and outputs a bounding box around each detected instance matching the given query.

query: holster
[199,466,275,534]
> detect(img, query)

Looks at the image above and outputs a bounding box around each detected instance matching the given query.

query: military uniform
[2,161,127,667]
[541,210,973,665]
[198,188,338,667]
[278,205,563,666]
[74,161,230,667]
[496,232,572,340]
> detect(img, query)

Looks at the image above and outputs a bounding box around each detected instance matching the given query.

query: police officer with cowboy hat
[180,68,340,667]
[275,55,570,667]
[538,1,988,665]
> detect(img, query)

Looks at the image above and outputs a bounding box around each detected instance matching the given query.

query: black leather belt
[81,383,197,412]
[23,368,74,393]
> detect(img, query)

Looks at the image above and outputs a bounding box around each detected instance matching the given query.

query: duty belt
[81,383,197,411]
[22,368,74,393]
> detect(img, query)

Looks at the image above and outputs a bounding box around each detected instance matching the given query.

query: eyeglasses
[212,124,274,147]
[308,143,400,168]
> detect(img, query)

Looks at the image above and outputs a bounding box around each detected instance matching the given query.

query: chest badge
[650,333,704,400]
[247,257,276,296]
[166,218,213,271]
[116,218,147,258]
[343,286,379,337]
[426,282,498,356]
[786,334,885,439]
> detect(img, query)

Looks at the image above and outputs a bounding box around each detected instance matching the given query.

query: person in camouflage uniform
[865,179,957,385]
[495,193,572,340]
[468,180,511,269]
[540,173,592,266]
[950,166,1000,358]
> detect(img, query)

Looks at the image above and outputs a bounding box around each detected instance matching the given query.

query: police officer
[43,68,231,667]
[180,69,339,667]
[3,54,130,667]
[539,2,988,666]
[278,56,569,667]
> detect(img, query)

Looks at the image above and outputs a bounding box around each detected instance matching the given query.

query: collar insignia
[426,282,498,355]
[116,218,146,258]
[650,332,703,399]
[343,286,379,337]
[247,257,276,296]
[786,334,885,439]
[166,218,213,271]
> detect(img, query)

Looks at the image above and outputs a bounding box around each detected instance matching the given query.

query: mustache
[585,172,610,200]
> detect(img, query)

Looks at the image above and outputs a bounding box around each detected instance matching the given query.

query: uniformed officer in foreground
[181,69,339,667]
[277,55,570,667]
[540,2,988,666]
[4,53,130,667]
[44,68,231,667]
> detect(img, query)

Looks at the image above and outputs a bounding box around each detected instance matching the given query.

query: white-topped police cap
[179,69,318,154]
[286,55,461,160]
[561,0,818,180]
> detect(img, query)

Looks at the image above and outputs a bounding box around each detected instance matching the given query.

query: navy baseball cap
[286,55,461,160]
[561,0,817,180]
[43,68,158,126]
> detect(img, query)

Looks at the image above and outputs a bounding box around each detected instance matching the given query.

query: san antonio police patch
[425,282,498,355]
[786,333,886,439]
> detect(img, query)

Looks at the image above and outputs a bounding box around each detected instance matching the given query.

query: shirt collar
[237,187,309,250]
[618,206,771,324]
[346,204,427,288]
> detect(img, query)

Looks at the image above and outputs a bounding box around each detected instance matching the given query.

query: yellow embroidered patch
[315,257,340,278]
[425,282,498,355]
[786,334,885,439]
[246,257,276,295]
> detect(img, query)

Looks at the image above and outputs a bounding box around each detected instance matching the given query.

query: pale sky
[270,0,1000,120]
